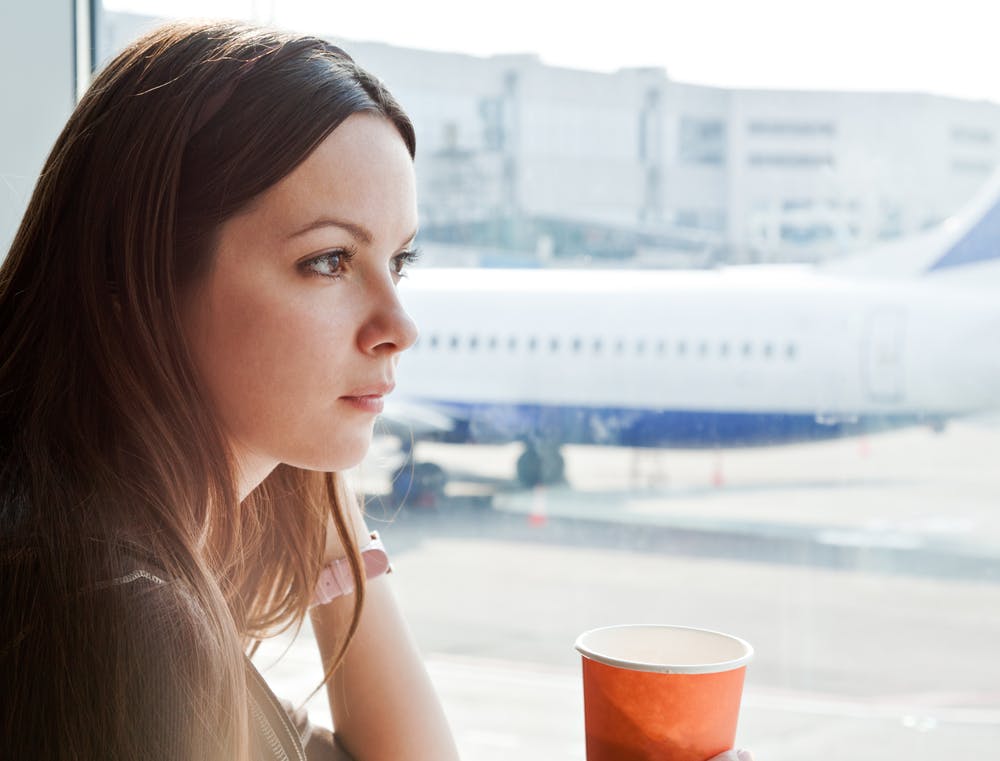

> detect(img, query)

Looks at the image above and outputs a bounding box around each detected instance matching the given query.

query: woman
[0,19,751,761]
[0,20,456,760]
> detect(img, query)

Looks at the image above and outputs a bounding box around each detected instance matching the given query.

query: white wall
[0,0,77,254]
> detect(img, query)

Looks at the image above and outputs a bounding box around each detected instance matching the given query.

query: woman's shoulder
[1,533,235,760]
[2,532,205,628]
[0,529,226,682]
[10,533,226,667]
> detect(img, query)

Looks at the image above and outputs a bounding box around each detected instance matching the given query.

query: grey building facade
[102,12,1000,267]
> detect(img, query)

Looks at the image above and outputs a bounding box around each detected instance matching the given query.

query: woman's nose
[358,286,418,356]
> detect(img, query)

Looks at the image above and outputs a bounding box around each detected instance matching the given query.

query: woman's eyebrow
[288,217,418,249]
[288,217,373,243]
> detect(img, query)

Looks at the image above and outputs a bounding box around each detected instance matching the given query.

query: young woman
[0,19,752,761]
[0,20,457,761]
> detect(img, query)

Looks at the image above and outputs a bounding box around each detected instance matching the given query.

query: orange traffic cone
[711,454,725,488]
[528,485,548,527]
[858,436,871,458]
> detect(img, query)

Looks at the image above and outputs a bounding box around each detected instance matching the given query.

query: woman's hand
[708,750,754,761]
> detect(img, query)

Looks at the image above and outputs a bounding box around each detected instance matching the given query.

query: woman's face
[182,113,419,490]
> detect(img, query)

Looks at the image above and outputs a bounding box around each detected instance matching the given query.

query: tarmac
[251,418,1000,759]
[411,418,1000,552]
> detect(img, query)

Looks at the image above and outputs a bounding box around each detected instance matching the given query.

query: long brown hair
[0,20,415,759]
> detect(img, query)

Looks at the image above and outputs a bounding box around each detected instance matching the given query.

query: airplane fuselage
[393,267,1000,448]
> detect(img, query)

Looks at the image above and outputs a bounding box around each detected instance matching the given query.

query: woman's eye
[392,248,422,277]
[302,250,351,278]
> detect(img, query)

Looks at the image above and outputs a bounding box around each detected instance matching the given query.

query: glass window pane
[79,5,1000,759]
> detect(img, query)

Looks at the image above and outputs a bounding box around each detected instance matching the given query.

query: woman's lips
[340,381,393,413]
[339,394,385,413]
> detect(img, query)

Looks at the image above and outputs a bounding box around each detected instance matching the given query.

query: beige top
[0,540,352,761]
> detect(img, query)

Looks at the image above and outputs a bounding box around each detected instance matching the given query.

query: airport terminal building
[97,14,1000,267]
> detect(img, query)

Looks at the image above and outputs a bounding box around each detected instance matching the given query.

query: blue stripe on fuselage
[928,193,1000,271]
[414,400,937,448]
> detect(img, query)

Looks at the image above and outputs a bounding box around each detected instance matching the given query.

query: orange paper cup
[575,625,753,761]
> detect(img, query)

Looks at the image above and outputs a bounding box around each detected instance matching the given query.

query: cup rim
[575,624,754,675]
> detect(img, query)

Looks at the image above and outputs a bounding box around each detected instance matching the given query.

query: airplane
[381,170,1000,499]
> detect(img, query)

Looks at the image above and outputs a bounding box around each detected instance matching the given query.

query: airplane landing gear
[516,443,565,487]
[391,460,447,507]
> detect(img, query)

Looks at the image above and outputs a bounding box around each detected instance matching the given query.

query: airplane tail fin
[821,167,1000,284]
[923,168,1000,278]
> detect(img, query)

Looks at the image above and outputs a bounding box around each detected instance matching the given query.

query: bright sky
[105,0,1000,103]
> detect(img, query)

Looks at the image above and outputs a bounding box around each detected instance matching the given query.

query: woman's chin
[291,433,375,474]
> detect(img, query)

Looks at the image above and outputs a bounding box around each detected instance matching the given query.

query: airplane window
[82,10,1000,761]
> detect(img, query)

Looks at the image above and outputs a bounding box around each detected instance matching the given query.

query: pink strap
[310,532,391,607]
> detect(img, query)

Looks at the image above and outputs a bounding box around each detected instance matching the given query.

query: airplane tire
[392,461,447,507]
[516,446,565,487]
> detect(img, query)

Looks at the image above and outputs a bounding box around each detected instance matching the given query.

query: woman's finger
[706,749,754,761]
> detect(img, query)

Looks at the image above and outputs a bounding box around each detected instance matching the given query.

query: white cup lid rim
[575,624,754,675]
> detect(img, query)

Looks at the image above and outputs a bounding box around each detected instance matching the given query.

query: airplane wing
[377,398,459,440]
